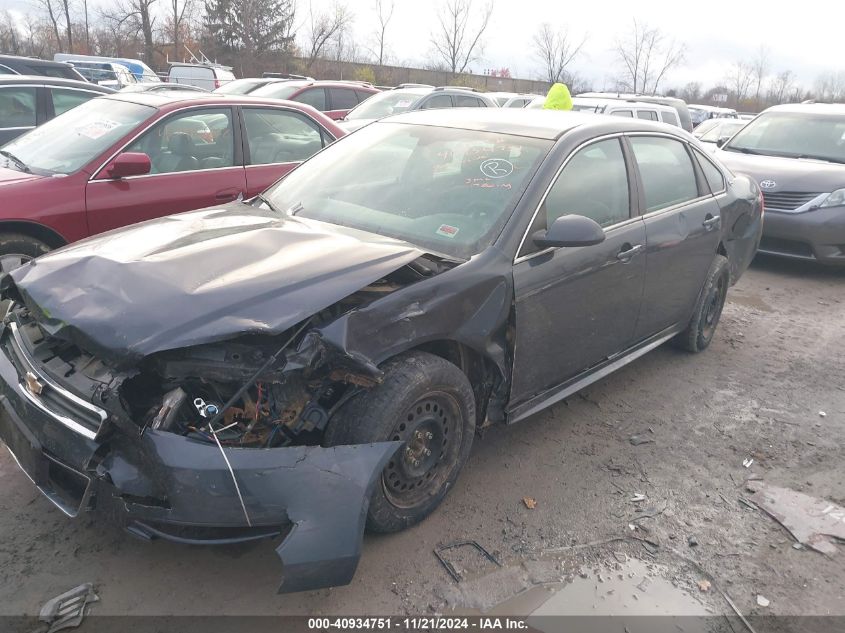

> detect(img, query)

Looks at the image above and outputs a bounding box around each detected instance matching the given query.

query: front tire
[675,254,730,352]
[324,351,476,533]
[0,233,51,273]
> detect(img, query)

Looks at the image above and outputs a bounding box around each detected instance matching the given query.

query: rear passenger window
[243,108,324,164]
[328,88,358,110]
[660,111,679,126]
[296,88,326,110]
[454,95,481,107]
[637,110,658,121]
[420,94,452,109]
[630,136,699,212]
[543,138,631,229]
[611,110,633,117]
[51,88,96,116]
[693,148,726,194]
[0,86,36,128]
[354,90,373,103]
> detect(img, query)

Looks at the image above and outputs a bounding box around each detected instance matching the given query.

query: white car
[527,96,683,128]
[167,63,236,91]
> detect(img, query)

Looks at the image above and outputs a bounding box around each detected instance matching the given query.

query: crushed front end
[0,303,398,593]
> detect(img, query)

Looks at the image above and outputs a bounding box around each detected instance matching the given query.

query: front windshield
[345,90,427,120]
[250,83,301,100]
[700,120,744,143]
[215,79,265,95]
[725,111,845,163]
[261,122,552,259]
[2,98,154,175]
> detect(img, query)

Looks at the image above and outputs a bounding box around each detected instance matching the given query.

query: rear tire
[324,351,476,533]
[0,233,51,273]
[674,254,730,353]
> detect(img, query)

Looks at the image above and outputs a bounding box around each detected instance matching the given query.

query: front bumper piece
[0,319,398,593]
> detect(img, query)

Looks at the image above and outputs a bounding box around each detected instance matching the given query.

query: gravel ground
[0,254,843,623]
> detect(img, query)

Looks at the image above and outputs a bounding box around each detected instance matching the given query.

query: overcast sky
[2,0,840,89]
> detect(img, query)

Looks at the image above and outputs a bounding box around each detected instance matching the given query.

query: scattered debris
[629,434,654,446]
[630,493,646,503]
[756,595,770,607]
[743,458,754,468]
[434,541,501,583]
[748,482,845,555]
[39,583,98,633]
[818,411,826,418]
[688,535,699,547]
[698,579,711,592]
[792,543,803,550]
[632,506,667,522]
[522,497,537,510]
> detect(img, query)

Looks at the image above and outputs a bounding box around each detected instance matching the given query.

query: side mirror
[716,136,730,148]
[532,214,606,249]
[107,152,151,179]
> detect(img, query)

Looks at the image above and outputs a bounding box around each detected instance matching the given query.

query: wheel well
[717,241,728,258]
[412,340,501,426]
[0,221,67,250]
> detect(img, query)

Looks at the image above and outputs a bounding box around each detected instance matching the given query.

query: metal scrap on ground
[749,481,845,554]
[38,583,98,633]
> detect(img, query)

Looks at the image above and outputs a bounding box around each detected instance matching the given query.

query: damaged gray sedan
[0,109,763,593]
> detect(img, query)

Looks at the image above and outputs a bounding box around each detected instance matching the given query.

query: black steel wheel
[324,351,476,533]
[674,254,731,352]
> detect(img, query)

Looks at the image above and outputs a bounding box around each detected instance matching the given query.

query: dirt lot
[1,255,843,624]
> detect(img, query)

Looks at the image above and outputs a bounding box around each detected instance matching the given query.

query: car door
[241,106,330,197]
[0,85,42,144]
[510,137,647,404]
[626,134,722,339]
[85,106,245,235]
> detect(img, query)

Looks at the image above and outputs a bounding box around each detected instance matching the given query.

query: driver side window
[127,108,234,174]
[542,138,631,230]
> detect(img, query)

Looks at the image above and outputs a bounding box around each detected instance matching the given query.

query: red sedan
[0,91,345,269]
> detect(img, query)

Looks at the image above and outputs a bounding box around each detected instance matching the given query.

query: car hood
[0,165,44,187]
[6,203,424,365]
[717,149,845,193]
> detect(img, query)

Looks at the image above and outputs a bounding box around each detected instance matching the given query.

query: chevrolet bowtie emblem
[24,372,43,395]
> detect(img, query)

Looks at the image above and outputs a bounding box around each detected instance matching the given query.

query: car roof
[573,96,674,110]
[382,108,688,140]
[764,102,845,116]
[0,74,113,92]
[270,80,378,90]
[0,54,71,67]
[103,90,343,113]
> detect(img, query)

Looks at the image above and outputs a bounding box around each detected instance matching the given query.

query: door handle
[215,189,240,201]
[616,244,643,262]
[702,215,721,230]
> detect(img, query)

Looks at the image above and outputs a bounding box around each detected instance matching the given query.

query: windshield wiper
[724,146,764,156]
[794,154,845,165]
[0,150,30,173]
[254,193,282,214]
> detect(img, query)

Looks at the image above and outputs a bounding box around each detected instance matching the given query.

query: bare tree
[727,61,754,105]
[303,1,352,69]
[166,0,194,61]
[35,0,64,50]
[430,0,494,75]
[0,11,21,54]
[368,0,394,66]
[532,22,585,85]
[679,81,702,103]
[769,70,794,105]
[59,0,73,51]
[614,19,685,95]
[751,45,769,106]
[101,0,157,64]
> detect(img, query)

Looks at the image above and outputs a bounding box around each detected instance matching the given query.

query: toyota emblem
[760,179,777,189]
